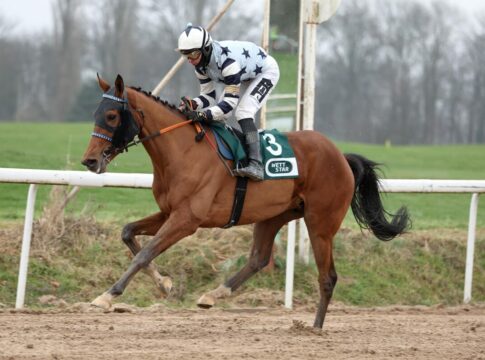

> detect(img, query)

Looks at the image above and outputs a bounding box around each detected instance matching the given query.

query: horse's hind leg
[305,211,343,328]
[197,209,302,308]
[121,212,172,296]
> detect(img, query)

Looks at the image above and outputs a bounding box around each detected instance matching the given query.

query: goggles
[180,49,201,60]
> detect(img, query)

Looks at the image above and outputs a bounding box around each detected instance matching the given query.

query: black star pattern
[240,66,247,76]
[242,48,250,59]
[221,46,231,56]
[254,65,263,75]
[184,26,193,36]
[257,49,267,59]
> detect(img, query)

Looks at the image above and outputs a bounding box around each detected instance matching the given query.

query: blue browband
[102,94,127,103]
[91,132,113,142]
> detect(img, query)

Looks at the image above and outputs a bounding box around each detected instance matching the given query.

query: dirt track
[1,304,485,360]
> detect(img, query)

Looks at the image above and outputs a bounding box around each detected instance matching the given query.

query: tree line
[0,0,484,144]
[0,0,261,122]
[315,0,485,144]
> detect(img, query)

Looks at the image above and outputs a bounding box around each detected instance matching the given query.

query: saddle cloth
[209,122,299,180]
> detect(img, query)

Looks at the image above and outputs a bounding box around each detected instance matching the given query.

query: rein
[94,92,233,176]
[123,119,194,150]
[126,118,233,176]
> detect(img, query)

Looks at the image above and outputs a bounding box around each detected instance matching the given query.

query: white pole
[464,193,479,304]
[15,184,38,309]
[296,0,305,131]
[152,57,186,96]
[302,24,317,130]
[152,0,236,95]
[294,1,307,260]
[285,220,297,309]
[298,219,311,264]
[260,0,271,129]
[297,0,319,264]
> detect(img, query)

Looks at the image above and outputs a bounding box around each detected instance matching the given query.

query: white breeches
[220,56,280,122]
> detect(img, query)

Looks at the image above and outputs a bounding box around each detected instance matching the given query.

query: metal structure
[0,167,483,309]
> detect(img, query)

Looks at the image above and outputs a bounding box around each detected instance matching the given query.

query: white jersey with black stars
[193,40,274,121]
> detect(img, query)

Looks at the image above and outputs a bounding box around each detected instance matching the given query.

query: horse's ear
[114,74,124,97]
[97,73,110,93]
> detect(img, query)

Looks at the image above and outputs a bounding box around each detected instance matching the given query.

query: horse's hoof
[197,294,215,309]
[159,276,172,297]
[90,292,113,310]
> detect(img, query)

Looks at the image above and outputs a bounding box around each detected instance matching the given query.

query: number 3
[263,133,282,156]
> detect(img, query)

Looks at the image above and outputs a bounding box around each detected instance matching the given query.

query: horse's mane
[129,86,185,116]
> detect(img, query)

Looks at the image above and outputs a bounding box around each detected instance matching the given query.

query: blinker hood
[94,91,139,149]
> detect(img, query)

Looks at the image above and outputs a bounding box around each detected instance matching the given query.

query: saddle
[198,122,299,229]
[209,122,299,180]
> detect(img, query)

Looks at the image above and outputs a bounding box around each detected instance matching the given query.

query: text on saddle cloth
[209,122,299,180]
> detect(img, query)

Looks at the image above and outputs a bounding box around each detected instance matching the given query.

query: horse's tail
[345,153,410,241]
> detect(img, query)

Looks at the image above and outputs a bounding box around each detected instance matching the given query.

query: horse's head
[81,74,140,173]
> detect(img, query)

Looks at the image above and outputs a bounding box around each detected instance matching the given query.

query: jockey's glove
[178,96,197,112]
[187,110,212,125]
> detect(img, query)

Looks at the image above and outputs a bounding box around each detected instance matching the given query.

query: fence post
[464,193,479,304]
[15,184,38,309]
[285,220,297,308]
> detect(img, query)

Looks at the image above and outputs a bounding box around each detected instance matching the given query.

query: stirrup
[234,162,264,181]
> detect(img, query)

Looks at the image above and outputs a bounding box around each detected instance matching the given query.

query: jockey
[177,24,280,181]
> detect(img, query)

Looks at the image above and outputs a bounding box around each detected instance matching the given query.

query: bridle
[91,91,194,156]
[91,90,233,175]
[91,91,145,158]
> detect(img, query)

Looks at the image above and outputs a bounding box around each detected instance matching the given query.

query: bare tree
[91,0,140,82]
[316,0,382,142]
[376,1,423,144]
[465,16,485,143]
[2,0,484,145]
[50,0,84,121]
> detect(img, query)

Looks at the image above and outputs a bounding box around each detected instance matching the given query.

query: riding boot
[234,118,264,181]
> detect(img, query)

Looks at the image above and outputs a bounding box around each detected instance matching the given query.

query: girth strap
[222,176,249,229]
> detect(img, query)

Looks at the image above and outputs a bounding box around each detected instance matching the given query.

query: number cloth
[210,122,299,179]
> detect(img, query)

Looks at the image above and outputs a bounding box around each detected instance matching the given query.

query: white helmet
[177,24,212,53]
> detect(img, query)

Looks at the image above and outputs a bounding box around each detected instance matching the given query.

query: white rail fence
[0,168,483,309]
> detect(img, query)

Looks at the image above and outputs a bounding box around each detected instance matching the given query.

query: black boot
[234,118,264,181]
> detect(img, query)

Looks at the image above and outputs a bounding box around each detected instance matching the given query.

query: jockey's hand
[178,96,197,112]
[187,110,211,124]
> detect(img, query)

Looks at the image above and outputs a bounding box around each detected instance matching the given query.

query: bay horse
[81,74,409,328]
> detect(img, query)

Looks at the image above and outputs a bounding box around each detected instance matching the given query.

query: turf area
[0,122,484,228]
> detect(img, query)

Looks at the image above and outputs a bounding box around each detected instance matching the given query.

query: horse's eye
[107,114,117,121]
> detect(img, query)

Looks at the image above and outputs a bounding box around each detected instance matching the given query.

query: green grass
[0,122,484,228]
[338,142,485,229]
[0,122,158,221]
[1,224,484,308]
[272,51,298,94]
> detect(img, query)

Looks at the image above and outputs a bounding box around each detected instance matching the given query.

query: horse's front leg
[122,212,172,296]
[92,209,200,310]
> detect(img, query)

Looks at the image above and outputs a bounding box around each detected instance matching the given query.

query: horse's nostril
[82,158,98,169]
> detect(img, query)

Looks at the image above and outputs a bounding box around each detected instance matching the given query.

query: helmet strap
[198,44,213,70]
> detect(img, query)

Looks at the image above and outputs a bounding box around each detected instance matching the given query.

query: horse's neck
[129,89,195,173]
